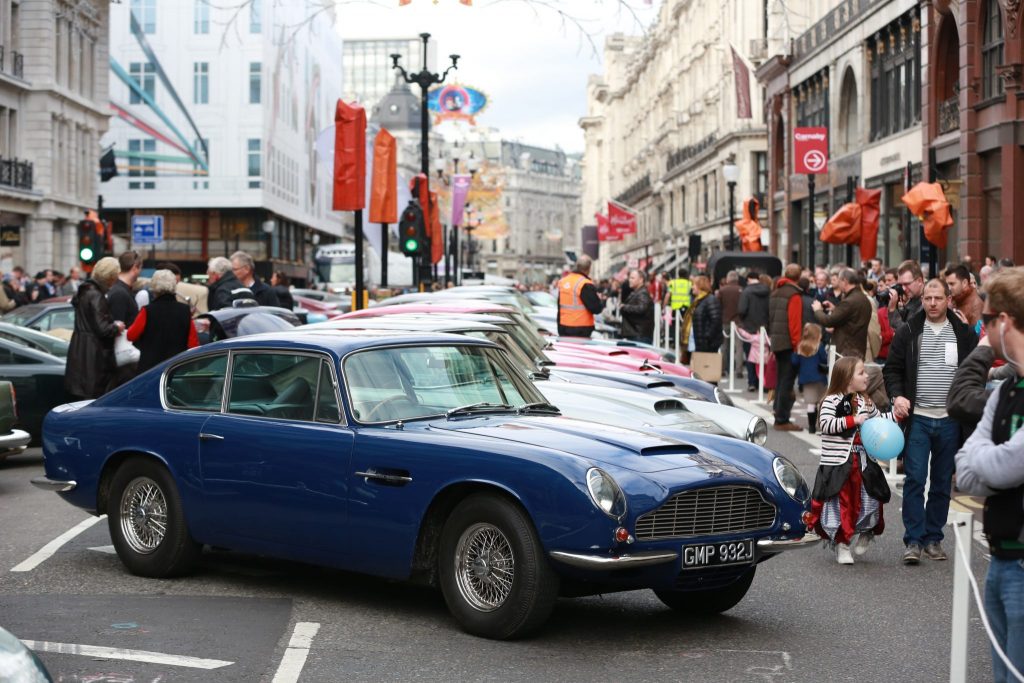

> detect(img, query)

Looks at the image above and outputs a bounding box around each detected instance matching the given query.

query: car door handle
[355,470,413,485]
[199,433,225,441]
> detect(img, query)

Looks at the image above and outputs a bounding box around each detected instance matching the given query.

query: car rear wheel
[108,459,200,578]
[439,493,559,640]
[654,566,755,615]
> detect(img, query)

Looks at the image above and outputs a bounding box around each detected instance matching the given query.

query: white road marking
[21,640,233,669]
[272,622,320,683]
[11,515,105,572]
[88,545,116,554]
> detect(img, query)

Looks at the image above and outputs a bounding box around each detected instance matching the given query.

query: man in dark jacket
[889,259,925,332]
[65,257,124,399]
[230,250,280,308]
[717,271,742,376]
[812,268,873,359]
[767,263,805,430]
[948,338,1018,439]
[107,251,141,326]
[620,269,654,343]
[207,256,253,311]
[884,279,978,565]
[738,270,770,390]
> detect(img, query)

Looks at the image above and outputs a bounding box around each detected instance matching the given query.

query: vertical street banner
[596,212,620,242]
[581,225,599,259]
[450,174,471,225]
[608,201,638,236]
[793,127,829,175]
[332,100,366,211]
[369,129,397,224]
[731,45,752,119]
[429,189,443,265]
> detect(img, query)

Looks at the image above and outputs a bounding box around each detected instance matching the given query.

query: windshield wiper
[445,402,513,418]
[516,402,561,415]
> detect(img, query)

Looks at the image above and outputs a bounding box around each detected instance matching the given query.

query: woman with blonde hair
[65,257,124,399]
[792,323,828,432]
[126,269,199,373]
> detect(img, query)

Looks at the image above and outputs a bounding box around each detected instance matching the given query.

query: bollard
[728,321,737,393]
[653,301,661,351]
[675,309,680,362]
[757,327,766,404]
[827,344,837,382]
[949,510,973,683]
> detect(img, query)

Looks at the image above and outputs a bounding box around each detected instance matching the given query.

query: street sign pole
[807,173,816,268]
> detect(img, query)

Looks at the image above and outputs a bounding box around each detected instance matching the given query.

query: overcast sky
[336,1,660,154]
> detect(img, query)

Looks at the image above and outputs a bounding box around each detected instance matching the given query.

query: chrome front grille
[634,486,776,541]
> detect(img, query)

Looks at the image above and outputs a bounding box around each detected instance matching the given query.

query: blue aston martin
[34,331,816,639]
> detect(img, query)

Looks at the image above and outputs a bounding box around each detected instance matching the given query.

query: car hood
[432,415,748,474]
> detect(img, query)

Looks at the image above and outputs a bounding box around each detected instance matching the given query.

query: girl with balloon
[806,356,903,564]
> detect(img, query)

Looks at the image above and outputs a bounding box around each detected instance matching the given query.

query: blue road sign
[131,215,164,245]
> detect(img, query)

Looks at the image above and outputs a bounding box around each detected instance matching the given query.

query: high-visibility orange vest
[557,272,595,328]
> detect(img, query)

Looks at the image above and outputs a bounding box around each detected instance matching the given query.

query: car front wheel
[439,493,559,640]
[654,566,755,615]
[108,459,200,578]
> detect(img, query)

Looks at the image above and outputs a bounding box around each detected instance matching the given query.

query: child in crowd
[806,356,895,565]
[792,323,828,432]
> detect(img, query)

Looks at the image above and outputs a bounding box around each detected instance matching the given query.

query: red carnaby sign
[793,127,829,175]
[596,212,621,242]
[608,201,637,235]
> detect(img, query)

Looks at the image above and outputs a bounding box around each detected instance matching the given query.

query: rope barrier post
[757,326,766,404]
[653,301,661,351]
[675,308,680,362]
[949,510,973,683]
[728,321,737,393]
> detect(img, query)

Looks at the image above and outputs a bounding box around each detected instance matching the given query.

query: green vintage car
[0,379,31,460]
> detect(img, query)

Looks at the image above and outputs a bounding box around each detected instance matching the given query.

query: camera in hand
[892,283,905,299]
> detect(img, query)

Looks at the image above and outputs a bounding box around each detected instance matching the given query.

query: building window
[130,0,156,34]
[194,0,209,34]
[129,62,155,104]
[795,70,829,130]
[755,151,768,204]
[249,63,261,104]
[982,0,1005,101]
[702,174,709,222]
[128,139,156,190]
[868,11,921,141]
[248,138,261,188]
[193,62,209,104]
[250,0,261,33]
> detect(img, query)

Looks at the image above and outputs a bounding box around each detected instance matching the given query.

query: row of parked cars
[10,282,815,640]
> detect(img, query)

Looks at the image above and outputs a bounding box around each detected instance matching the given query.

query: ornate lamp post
[463,204,482,275]
[435,145,479,285]
[722,158,739,251]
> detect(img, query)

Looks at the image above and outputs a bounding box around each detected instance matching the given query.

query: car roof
[343,302,515,318]
[189,329,498,358]
[301,317,503,334]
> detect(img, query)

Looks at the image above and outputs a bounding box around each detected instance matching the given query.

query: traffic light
[399,200,426,256]
[78,211,105,270]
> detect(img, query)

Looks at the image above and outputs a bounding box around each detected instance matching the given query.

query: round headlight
[773,456,809,502]
[586,468,627,518]
[745,416,769,446]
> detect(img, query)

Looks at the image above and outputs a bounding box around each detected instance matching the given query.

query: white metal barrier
[723,323,769,404]
[949,510,1024,683]
[653,302,662,351]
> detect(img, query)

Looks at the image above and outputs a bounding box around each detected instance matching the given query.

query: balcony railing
[0,46,24,79]
[0,157,33,191]
[938,96,959,135]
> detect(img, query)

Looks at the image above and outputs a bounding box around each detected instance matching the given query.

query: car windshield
[2,306,46,327]
[344,344,545,423]
[0,324,69,357]
[526,291,557,308]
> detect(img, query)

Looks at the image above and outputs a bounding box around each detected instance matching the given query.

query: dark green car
[0,379,31,459]
[0,338,69,441]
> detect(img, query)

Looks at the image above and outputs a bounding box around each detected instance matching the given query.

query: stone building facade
[581,0,769,278]
[0,0,110,275]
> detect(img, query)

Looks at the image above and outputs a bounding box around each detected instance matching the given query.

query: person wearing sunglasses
[955,267,1024,683]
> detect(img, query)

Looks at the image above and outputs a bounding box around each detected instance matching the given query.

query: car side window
[314,360,341,423]
[165,354,228,411]
[228,352,319,421]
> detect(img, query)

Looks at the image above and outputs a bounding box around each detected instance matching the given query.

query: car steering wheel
[363,395,414,422]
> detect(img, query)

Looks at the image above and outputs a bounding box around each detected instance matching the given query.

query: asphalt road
[0,419,995,682]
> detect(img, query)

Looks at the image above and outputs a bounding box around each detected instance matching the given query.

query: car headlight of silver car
[745,416,769,446]
[713,386,735,407]
[772,456,809,502]
[586,467,627,518]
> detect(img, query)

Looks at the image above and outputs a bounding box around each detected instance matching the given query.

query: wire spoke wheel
[454,523,516,612]
[119,476,168,555]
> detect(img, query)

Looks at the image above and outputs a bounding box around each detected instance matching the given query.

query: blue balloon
[860,417,905,461]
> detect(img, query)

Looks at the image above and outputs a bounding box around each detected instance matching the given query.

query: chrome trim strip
[354,470,413,484]
[30,477,77,492]
[0,428,31,449]
[549,550,679,569]
[756,533,820,552]
[198,433,225,441]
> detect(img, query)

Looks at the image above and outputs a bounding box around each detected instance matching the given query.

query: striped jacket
[818,392,896,466]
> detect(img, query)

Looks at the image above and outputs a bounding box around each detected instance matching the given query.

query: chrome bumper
[30,477,77,492]
[756,533,820,552]
[549,550,679,570]
[0,428,31,452]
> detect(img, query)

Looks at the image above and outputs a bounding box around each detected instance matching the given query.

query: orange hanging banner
[734,197,763,252]
[857,187,882,261]
[429,189,442,265]
[821,202,862,246]
[369,128,397,224]
[332,100,366,211]
[901,182,954,249]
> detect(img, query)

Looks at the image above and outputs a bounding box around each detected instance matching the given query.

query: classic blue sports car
[34,331,816,639]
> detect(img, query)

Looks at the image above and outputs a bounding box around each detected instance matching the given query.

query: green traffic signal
[79,247,94,261]
[404,238,419,252]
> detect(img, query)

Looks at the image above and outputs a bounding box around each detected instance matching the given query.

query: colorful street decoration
[426,83,489,125]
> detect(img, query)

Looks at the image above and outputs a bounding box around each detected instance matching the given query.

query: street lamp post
[391,34,459,285]
[722,159,739,251]
[435,148,479,285]
[463,205,481,275]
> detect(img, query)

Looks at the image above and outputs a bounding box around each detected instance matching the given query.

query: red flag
[821,203,862,245]
[429,189,442,265]
[368,129,397,224]
[901,182,955,249]
[332,100,366,211]
[857,187,881,261]
[608,201,637,235]
[735,197,763,251]
[731,46,752,119]
[596,212,621,242]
